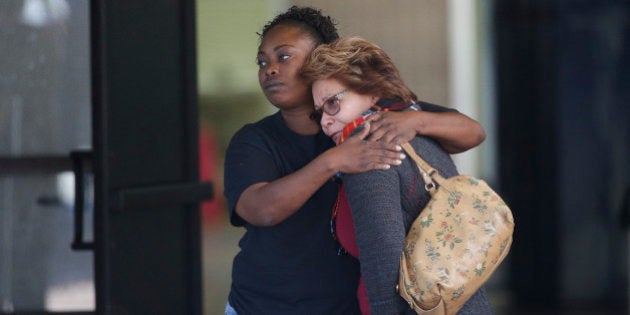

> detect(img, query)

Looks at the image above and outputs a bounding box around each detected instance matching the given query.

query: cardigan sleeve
[344,167,410,314]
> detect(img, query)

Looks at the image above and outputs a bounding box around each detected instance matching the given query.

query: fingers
[363,142,406,168]
[366,117,397,143]
[355,121,371,140]
[368,128,401,144]
[365,111,417,144]
[376,147,406,165]
[335,139,406,174]
[364,113,381,123]
[366,115,385,141]
[370,126,414,145]
[357,150,406,172]
[367,140,402,153]
[383,134,406,145]
[342,137,402,156]
[376,155,404,168]
[355,138,400,152]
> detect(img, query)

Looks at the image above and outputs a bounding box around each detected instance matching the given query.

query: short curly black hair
[258,6,339,45]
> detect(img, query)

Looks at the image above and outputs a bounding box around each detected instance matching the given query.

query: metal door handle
[116,181,213,212]
[70,150,95,251]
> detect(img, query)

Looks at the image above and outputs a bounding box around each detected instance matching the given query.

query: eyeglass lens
[322,90,346,116]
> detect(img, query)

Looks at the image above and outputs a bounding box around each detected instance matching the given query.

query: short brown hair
[301,36,417,104]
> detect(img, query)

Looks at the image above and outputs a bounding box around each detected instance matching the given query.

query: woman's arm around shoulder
[366,105,486,154]
[231,126,406,227]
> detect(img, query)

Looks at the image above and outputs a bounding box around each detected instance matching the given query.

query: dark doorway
[494,0,629,313]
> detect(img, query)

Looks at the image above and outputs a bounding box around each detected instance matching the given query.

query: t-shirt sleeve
[223,126,282,226]
[415,100,458,113]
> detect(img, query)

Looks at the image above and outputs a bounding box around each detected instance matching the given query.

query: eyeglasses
[315,89,348,116]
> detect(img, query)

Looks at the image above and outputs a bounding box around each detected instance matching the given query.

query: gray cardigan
[344,135,493,315]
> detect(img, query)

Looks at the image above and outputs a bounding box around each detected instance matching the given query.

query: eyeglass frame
[314,89,348,117]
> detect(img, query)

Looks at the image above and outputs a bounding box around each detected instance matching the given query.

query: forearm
[234,128,404,226]
[235,149,340,227]
[415,111,486,154]
[366,109,485,153]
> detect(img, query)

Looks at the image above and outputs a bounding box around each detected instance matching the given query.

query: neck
[281,107,320,135]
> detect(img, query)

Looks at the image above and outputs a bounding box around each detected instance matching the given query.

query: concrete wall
[292,0,449,106]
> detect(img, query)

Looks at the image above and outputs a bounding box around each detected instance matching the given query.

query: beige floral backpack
[397,143,514,315]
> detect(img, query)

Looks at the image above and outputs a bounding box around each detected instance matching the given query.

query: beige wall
[292,0,449,106]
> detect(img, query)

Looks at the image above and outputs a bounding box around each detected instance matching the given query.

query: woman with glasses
[301,37,493,315]
[223,6,486,315]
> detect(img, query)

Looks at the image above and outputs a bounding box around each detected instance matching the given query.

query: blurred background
[1,0,628,314]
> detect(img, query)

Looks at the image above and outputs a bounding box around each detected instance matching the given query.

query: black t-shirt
[224,112,360,314]
[223,103,454,314]
[414,100,454,113]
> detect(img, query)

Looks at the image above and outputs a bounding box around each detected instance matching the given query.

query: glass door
[0,0,94,313]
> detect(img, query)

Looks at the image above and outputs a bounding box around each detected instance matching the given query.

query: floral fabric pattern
[398,171,514,315]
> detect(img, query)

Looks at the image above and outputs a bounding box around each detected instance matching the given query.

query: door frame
[91,1,208,313]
